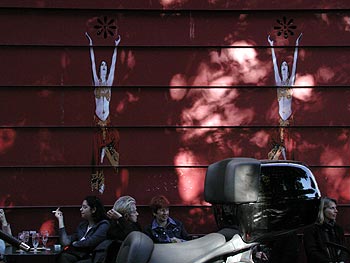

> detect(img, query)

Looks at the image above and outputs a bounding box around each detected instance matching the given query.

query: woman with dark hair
[303,196,349,263]
[144,195,189,243]
[53,196,109,263]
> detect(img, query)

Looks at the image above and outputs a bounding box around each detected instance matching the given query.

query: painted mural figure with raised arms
[267,33,302,160]
[86,32,121,193]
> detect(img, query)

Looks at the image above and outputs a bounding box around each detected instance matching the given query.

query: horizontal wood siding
[0,3,349,256]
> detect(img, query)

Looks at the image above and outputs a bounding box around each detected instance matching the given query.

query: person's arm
[303,225,331,263]
[178,220,190,241]
[85,32,99,86]
[143,224,158,242]
[289,33,302,85]
[106,35,121,86]
[268,35,282,85]
[72,220,110,248]
[0,209,12,236]
[53,208,74,246]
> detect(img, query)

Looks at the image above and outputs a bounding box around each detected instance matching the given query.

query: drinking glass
[31,232,40,253]
[22,231,30,245]
[17,232,25,253]
[41,230,49,249]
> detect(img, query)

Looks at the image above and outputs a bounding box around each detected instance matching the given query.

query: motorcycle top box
[205,158,321,243]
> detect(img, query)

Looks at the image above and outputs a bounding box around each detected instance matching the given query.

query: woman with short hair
[144,195,189,243]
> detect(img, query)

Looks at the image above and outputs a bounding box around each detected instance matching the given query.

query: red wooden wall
[1,0,350,253]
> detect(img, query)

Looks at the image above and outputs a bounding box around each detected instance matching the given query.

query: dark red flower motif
[274,16,297,39]
[93,16,117,39]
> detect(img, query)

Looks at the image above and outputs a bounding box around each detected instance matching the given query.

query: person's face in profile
[324,201,338,222]
[126,204,139,223]
[154,207,169,224]
[80,200,95,221]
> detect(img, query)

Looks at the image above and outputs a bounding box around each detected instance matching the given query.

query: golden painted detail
[94,115,110,128]
[105,143,119,172]
[268,144,285,160]
[279,119,289,127]
[94,87,111,101]
[91,170,104,193]
[277,87,293,101]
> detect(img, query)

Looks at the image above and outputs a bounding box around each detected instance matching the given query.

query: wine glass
[17,232,25,253]
[41,230,49,250]
[31,232,40,253]
[22,231,30,245]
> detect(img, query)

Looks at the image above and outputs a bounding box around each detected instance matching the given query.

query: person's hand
[255,251,269,261]
[267,35,274,46]
[170,237,182,243]
[107,209,122,220]
[52,208,63,220]
[115,35,121,46]
[296,32,302,46]
[0,209,7,225]
[85,32,93,45]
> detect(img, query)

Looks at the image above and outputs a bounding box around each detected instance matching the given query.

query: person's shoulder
[170,217,184,226]
[303,223,318,234]
[97,219,110,227]
[78,220,89,228]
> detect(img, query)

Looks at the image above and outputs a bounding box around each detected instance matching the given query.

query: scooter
[116,158,321,263]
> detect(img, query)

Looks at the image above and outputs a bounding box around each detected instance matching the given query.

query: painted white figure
[86,32,121,123]
[268,33,302,121]
[85,32,121,193]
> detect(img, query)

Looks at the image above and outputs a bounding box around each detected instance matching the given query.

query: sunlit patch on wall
[339,177,350,200]
[114,168,129,198]
[227,41,268,84]
[294,75,315,101]
[344,16,350,31]
[0,129,16,154]
[320,167,347,201]
[316,66,335,84]
[159,0,188,8]
[249,130,270,148]
[174,149,205,204]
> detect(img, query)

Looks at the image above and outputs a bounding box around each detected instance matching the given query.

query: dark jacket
[303,222,349,263]
[59,219,110,262]
[100,217,142,263]
[144,217,189,243]
[107,217,142,241]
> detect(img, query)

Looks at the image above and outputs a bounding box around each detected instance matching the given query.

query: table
[4,246,61,263]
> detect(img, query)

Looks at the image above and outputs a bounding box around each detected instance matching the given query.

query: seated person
[0,209,11,262]
[144,195,189,243]
[303,196,349,263]
[53,196,110,263]
[104,195,142,263]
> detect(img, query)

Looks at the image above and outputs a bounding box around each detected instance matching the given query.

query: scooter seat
[148,232,226,263]
[116,231,226,263]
